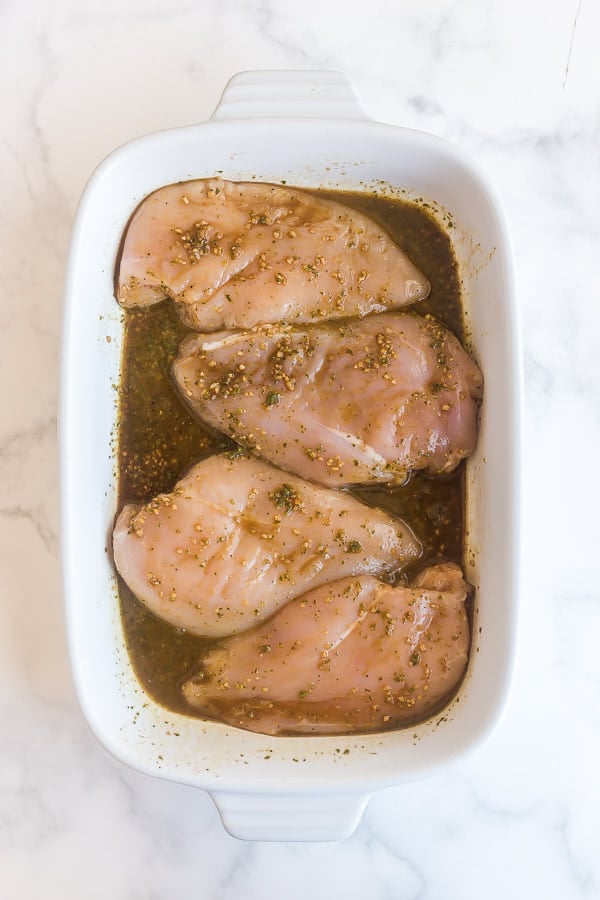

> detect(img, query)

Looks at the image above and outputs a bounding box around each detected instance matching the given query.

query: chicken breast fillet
[182,561,469,735]
[173,312,483,486]
[112,453,421,638]
[116,178,430,330]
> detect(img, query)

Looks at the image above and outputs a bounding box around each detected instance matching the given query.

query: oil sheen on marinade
[116,189,468,722]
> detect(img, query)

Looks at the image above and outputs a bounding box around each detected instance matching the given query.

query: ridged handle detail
[211,70,368,121]
[211,790,371,842]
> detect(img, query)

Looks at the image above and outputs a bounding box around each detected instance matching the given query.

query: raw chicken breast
[112,453,421,638]
[116,178,430,330]
[173,312,483,486]
[182,562,469,735]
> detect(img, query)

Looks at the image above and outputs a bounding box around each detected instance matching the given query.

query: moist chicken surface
[116,178,430,330]
[182,561,469,735]
[112,453,421,638]
[173,312,483,486]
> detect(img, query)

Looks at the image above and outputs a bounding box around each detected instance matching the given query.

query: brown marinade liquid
[116,189,466,720]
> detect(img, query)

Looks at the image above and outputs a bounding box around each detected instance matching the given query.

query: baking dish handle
[211,70,369,121]
[211,789,371,842]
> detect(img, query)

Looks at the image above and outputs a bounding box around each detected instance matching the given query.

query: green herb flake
[346,540,363,554]
[264,391,281,407]
[224,445,246,460]
[269,483,304,515]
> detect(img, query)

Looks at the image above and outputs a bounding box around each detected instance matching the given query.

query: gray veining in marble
[1,0,599,896]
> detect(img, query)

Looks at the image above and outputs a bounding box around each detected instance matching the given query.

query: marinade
[116,189,469,721]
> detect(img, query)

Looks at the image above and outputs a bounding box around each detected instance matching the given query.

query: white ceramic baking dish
[61,70,520,842]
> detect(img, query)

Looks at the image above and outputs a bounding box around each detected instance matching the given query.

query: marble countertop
[2,0,599,896]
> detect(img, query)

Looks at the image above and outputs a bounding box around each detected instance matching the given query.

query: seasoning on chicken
[112,453,421,638]
[116,178,430,330]
[182,561,469,735]
[172,312,483,486]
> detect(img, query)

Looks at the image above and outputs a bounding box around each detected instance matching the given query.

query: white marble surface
[1,0,599,896]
